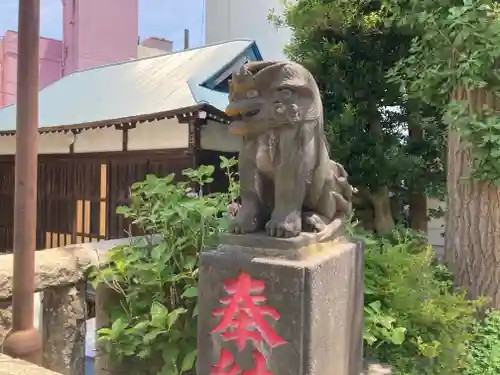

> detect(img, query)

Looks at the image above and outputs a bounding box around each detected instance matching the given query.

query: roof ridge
[65,39,256,78]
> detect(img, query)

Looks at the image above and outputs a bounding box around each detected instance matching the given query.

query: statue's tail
[331,161,356,215]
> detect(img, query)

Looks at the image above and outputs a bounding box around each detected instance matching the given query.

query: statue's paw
[265,213,301,238]
[228,215,259,234]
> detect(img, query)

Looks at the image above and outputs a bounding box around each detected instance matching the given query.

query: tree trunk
[409,193,428,232]
[371,186,395,234]
[366,103,394,234]
[445,88,500,306]
[408,112,428,232]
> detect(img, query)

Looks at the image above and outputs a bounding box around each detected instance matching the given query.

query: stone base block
[197,235,364,375]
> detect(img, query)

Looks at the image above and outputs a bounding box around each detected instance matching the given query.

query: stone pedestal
[197,234,364,375]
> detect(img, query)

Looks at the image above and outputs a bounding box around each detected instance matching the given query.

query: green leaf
[143,328,164,344]
[364,332,377,346]
[181,286,198,299]
[145,174,159,184]
[379,315,396,330]
[151,244,164,262]
[181,349,197,372]
[97,327,112,337]
[167,308,188,330]
[133,321,150,331]
[219,155,230,168]
[369,301,382,313]
[151,302,169,328]
[116,205,131,215]
[96,335,111,343]
[160,363,178,375]
[161,344,180,375]
[183,256,197,270]
[110,318,127,339]
[390,327,407,345]
[138,347,151,359]
[364,286,376,295]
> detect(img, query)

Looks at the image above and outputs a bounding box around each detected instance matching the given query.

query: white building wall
[427,197,445,256]
[205,0,292,60]
[73,128,123,153]
[200,120,240,152]
[0,133,73,154]
[0,118,240,155]
[0,118,189,155]
[128,119,188,150]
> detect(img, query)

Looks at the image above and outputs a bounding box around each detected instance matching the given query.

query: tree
[275,0,445,233]
[385,0,500,306]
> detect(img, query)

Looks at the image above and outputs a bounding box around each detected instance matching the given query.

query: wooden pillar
[3,0,43,364]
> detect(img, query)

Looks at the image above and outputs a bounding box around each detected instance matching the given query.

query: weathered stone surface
[218,220,344,253]
[42,284,86,375]
[0,306,12,345]
[0,236,158,300]
[197,237,364,375]
[0,354,62,375]
[0,354,61,375]
[361,363,392,375]
[0,247,92,301]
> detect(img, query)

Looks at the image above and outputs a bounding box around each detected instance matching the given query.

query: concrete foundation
[197,234,364,375]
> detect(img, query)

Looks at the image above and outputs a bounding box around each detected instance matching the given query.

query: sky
[0,0,205,50]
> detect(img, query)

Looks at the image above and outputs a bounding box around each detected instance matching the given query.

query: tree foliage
[384,0,500,183]
[274,0,446,233]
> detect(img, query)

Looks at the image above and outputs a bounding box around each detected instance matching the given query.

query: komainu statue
[225,61,354,238]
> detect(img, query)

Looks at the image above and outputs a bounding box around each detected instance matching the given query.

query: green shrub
[89,157,239,375]
[464,310,500,375]
[354,223,485,375]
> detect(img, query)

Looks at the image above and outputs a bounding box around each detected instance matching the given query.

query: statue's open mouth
[227,108,262,135]
[228,109,261,122]
[244,109,260,118]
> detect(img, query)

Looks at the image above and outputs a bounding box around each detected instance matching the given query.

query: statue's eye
[279,89,293,99]
[246,89,259,98]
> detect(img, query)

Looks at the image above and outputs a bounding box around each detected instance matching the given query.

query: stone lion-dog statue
[225,61,354,239]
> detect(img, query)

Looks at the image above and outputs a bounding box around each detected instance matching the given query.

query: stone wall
[0,237,144,375]
[0,354,62,375]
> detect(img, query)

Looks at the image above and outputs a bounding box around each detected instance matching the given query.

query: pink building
[0,0,172,108]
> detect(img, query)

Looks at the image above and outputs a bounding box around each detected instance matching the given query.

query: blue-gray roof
[0,39,262,134]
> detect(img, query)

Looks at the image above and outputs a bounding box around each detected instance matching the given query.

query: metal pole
[2,0,42,364]
[184,29,190,50]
